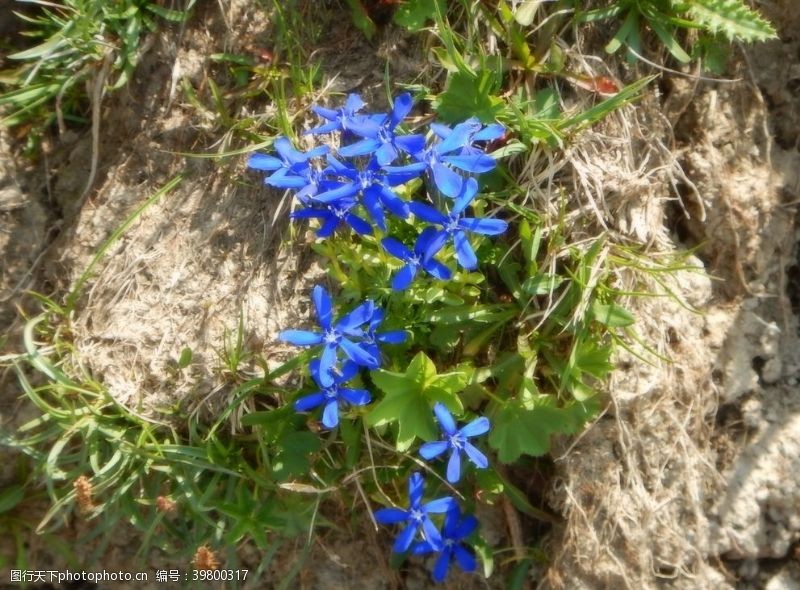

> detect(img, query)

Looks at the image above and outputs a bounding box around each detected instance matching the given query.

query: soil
[1,1,799,589]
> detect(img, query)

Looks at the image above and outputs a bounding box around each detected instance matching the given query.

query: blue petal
[344,93,365,113]
[381,237,413,262]
[368,307,385,331]
[390,92,413,128]
[419,440,448,460]
[340,338,377,368]
[391,264,417,291]
[444,153,496,173]
[422,230,449,262]
[436,121,478,154]
[430,122,452,139]
[452,177,478,215]
[421,515,443,548]
[339,388,371,406]
[432,163,463,198]
[453,230,478,270]
[473,123,505,141]
[305,121,339,135]
[433,402,457,435]
[313,182,360,203]
[293,392,325,412]
[377,330,407,344]
[266,169,309,189]
[375,142,398,167]
[346,118,381,139]
[273,137,305,165]
[459,217,508,236]
[337,360,360,382]
[463,442,488,469]
[408,201,448,225]
[247,153,282,171]
[337,301,374,333]
[453,545,477,573]
[460,416,490,438]
[378,185,409,219]
[316,215,340,238]
[432,549,452,583]
[338,138,382,158]
[446,450,462,483]
[423,496,455,514]
[312,285,332,330]
[363,187,386,232]
[422,258,452,281]
[453,514,479,540]
[383,161,426,181]
[408,472,424,507]
[374,507,409,524]
[410,541,436,556]
[394,134,426,155]
[321,400,339,428]
[279,330,322,346]
[311,105,338,120]
[393,523,419,553]
[319,344,338,387]
[305,145,329,160]
[345,213,373,236]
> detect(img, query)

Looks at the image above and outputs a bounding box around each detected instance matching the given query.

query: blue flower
[293,359,371,428]
[279,286,376,387]
[381,227,452,290]
[412,505,479,583]
[419,403,490,483]
[291,196,373,237]
[247,137,328,188]
[414,120,498,198]
[306,93,369,135]
[339,93,426,166]
[313,156,424,230]
[408,178,508,270]
[360,307,407,367]
[374,472,456,553]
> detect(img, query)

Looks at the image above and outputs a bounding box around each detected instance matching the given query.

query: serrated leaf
[434,70,504,124]
[489,396,598,462]
[272,431,320,482]
[688,0,777,42]
[367,352,465,451]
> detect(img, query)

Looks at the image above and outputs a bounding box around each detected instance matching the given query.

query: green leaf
[688,0,777,42]
[345,0,376,39]
[590,301,635,327]
[489,396,598,462]
[0,485,25,514]
[272,431,320,482]
[367,352,465,451]
[394,0,444,32]
[434,70,504,124]
[177,347,193,368]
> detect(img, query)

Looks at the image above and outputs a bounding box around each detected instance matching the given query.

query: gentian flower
[374,472,456,553]
[381,227,452,290]
[408,178,508,270]
[306,93,369,135]
[279,286,376,387]
[247,137,328,188]
[419,403,490,483]
[412,505,478,583]
[294,359,371,428]
[360,307,407,367]
[339,93,426,166]
[313,156,425,230]
[291,196,373,237]
[414,120,498,198]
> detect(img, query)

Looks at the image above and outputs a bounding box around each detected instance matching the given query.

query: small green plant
[575,0,777,65]
[0,0,193,146]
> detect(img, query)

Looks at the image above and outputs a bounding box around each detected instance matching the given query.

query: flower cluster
[258,94,497,583]
[247,92,508,288]
[280,285,405,427]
